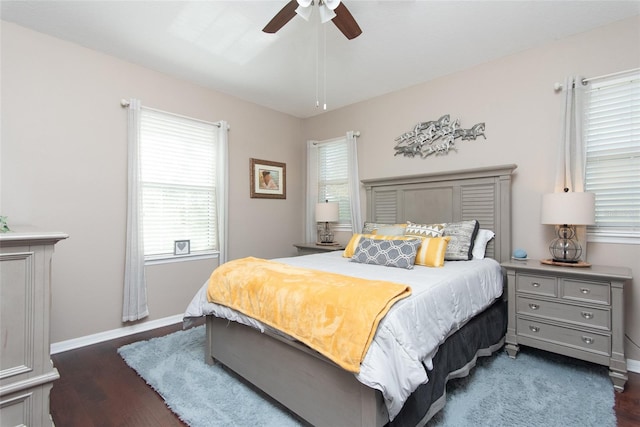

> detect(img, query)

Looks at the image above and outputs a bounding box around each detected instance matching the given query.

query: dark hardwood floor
[51,322,640,426]
[50,322,196,427]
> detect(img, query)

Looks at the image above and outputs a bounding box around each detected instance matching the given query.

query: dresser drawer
[561,279,610,305]
[516,296,610,331]
[516,317,610,356]
[516,273,556,297]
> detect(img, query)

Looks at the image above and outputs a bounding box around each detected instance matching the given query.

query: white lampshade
[315,202,339,222]
[541,192,595,225]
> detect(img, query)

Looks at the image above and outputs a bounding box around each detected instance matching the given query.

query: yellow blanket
[207,257,412,373]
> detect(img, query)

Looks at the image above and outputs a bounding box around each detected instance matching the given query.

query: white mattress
[184,251,504,420]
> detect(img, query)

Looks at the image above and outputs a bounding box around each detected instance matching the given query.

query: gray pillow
[351,237,421,269]
[443,220,479,260]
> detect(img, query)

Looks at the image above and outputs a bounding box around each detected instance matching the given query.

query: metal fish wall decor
[394,115,485,158]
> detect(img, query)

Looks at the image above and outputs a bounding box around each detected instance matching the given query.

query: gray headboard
[361,164,517,262]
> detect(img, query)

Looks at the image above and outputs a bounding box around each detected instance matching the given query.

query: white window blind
[317,139,351,225]
[584,70,640,242]
[140,108,218,257]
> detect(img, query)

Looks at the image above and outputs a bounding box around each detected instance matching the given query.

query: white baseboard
[50,319,640,375]
[627,358,640,374]
[50,314,184,354]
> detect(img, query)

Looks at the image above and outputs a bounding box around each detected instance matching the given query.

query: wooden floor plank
[50,321,640,426]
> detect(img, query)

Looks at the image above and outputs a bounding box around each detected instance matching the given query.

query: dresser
[0,230,68,426]
[502,260,632,391]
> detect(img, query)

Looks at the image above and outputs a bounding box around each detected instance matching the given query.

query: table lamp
[541,189,595,263]
[315,200,339,245]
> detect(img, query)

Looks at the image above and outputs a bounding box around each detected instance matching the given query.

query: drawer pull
[580,287,590,294]
[581,311,594,320]
[529,325,540,333]
[531,282,541,288]
[528,303,540,310]
[582,336,594,345]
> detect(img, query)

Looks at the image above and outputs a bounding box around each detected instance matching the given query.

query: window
[306,132,361,241]
[584,70,640,243]
[316,138,351,226]
[140,108,219,258]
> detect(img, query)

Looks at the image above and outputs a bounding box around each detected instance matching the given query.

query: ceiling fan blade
[332,2,362,40]
[263,0,298,34]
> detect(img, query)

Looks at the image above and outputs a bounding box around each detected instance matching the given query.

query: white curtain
[305,132,362,242]
[554,76,588,258]
[123,98,149,322]
[346,131,363,233]
[216,120,229,264]
[305,140,320,242]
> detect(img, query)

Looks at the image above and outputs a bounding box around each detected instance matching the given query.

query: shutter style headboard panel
[362,164,517,262]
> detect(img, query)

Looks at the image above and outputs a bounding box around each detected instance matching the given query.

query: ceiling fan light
[297,0,313,7]
[295,4,313,21]
[323,0,341,11]
[318,5,336,23]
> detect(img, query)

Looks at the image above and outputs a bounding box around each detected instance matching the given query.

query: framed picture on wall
[250,158,286,199]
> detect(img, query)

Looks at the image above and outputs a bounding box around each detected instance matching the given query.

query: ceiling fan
[263,0,362,40]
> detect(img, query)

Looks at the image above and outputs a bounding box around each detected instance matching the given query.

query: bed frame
[205,164,517,426]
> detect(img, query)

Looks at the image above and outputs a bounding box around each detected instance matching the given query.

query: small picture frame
[250,158,286,199]
[174,240,190,256]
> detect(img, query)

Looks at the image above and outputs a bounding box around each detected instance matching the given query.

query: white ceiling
[2,1,639,118]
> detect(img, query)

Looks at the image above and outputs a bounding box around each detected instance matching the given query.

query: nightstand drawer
[516,296,610,331]
[517,318,611,356]
[516,274,556,297]
[561,279,610,305]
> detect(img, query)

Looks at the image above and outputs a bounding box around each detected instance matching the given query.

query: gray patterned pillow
[443,220,480,260]
[351,237,421,269]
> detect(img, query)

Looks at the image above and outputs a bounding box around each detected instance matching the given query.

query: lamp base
[316,241,339,246]
[318,221,334,245]
[551,258,579,264]
[548,225,583,263]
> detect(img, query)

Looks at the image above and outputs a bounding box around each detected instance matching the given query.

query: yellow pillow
[414,236,451,267]
[343,233,417,258]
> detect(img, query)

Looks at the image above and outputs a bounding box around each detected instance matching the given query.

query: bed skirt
[390,297,508,426]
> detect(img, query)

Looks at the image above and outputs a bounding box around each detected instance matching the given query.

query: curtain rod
[553,68,639,91]
[583,67,639,84]
[312,131,361,145]
[120,99,224,129]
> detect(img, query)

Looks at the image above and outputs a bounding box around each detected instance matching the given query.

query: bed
[185,164,517,426]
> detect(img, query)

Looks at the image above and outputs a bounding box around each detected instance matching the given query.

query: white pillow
[472,229,495,260]
[374,225,406,236]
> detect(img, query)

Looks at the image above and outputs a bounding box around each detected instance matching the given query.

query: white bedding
[184,251,504,420]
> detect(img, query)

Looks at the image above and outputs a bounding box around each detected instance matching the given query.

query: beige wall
[2,16,639,362]
[1,22,304,343]
[302,16,640,360]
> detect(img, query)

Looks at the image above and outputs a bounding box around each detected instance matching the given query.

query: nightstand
[502,259,632,391]
[293,242,345,256]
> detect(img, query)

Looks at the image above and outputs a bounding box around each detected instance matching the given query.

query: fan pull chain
[315,19,320,108]
[323,23,327,110]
